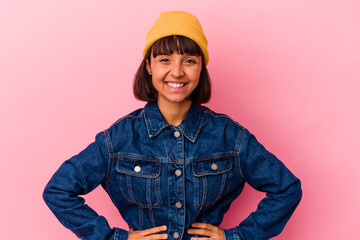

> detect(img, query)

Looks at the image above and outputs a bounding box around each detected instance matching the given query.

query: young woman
[43,11,302,240]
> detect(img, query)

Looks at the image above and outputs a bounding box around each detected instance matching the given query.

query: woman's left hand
[187,222,225,240]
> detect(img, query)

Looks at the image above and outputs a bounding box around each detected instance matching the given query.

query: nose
[170,61,185,78]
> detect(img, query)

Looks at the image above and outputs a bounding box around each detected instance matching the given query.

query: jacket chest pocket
[116,158,161,208]
[192,156,233,209]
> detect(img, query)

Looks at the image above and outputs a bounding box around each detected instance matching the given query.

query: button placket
[167,128,184,240]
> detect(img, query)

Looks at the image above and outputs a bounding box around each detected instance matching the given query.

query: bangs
[151,35,202,58]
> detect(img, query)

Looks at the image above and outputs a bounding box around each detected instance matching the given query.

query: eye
[185,59,197,64]
[159,58,170,62]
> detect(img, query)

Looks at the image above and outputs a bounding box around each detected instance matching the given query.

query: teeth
[167,82,185,88]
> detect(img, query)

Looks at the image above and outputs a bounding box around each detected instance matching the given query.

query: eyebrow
[155,53,200,57]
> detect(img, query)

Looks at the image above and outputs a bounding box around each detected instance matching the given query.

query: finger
[187,228,213,237]
[144,233,168,240]
[130,232,168,240]
[191,222,217,231]
[141,225,168,236]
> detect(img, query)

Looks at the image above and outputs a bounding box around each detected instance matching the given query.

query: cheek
[151,66,166,79]
[151,78,160,90]
[191,68,202,83]
[151,73,164,92]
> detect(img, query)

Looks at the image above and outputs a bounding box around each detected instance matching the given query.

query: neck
[157,99,192,127]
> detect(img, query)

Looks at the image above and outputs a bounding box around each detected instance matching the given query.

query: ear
[146,59,152,75]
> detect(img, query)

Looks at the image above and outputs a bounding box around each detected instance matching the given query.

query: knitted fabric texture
[143,11,209,65]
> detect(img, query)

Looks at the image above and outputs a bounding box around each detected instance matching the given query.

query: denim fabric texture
[43,102,302,240]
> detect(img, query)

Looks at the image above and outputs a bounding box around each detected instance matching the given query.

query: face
[146,51,202,106]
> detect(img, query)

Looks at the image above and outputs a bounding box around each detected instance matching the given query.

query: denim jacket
[43,102,302,240]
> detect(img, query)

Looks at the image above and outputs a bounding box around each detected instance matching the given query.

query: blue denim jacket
[43,102,302,240]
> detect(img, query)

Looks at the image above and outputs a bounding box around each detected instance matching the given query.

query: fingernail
[162,225,167,230]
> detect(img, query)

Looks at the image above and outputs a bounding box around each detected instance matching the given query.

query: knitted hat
[143,11,209,65]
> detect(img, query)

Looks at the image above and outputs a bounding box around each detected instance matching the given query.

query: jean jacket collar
[143,101,204,143]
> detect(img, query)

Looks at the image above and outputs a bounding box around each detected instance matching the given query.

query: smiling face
[146,51,202,107]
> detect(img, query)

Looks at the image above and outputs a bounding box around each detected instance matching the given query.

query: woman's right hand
[128,225,168,240]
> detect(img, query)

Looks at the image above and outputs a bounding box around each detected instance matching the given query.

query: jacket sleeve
[224,129,302,240]
[42,131,129,240]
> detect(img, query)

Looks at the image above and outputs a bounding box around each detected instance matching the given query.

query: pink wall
[1,1,359,239]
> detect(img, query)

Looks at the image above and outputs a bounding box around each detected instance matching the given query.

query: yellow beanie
[143,11,209,65]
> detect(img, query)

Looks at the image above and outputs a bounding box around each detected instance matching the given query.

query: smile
[166,82,186,88]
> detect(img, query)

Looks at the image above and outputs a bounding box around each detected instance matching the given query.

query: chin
[167,98,191,104]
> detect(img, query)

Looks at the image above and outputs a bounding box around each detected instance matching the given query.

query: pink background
[1,0,359,239]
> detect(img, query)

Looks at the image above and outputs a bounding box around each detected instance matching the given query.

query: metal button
[174,130,181,138]
[173,232,180,239]
[175,202,182,208]
[134,166,141,172]
[211,163,218,170]
[175,169,182,176]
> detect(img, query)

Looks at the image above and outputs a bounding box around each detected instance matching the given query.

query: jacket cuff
[224,227,240,240]
[114,227,129,240]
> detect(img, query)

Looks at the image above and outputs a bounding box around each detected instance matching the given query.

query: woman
[43,11,302,240]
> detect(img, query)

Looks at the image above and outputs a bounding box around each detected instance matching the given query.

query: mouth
[166,82,187,88]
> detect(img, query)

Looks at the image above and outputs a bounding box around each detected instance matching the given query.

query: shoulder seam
[106,108,144,130]
[203,109,245,130]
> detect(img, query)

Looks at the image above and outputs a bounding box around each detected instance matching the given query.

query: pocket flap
[116,158,161,178]
[193,157,232,177]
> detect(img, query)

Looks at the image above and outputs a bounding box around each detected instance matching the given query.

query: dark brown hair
[133,35,211,104]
